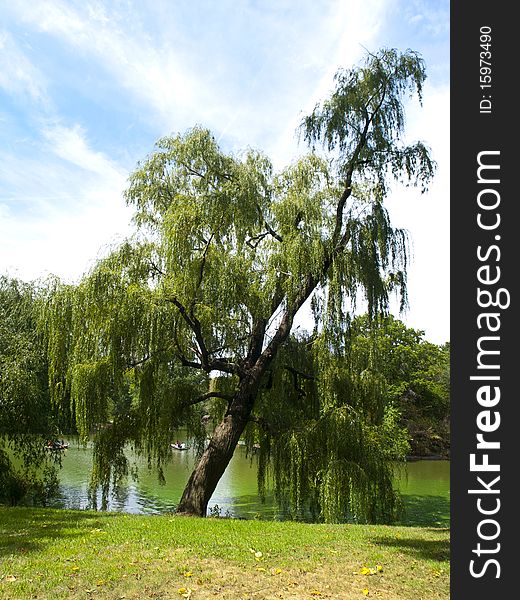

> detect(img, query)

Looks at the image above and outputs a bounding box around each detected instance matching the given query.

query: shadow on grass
[398,494,450,528]
[371,531,450,562]
[0,506,117,557]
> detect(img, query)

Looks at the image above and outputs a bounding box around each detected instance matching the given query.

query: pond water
[49,439,450,527]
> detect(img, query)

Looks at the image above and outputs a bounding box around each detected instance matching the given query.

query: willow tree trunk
[176,282,311,517]
[176,382,256,517]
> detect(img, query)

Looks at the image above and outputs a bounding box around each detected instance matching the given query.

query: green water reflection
[50,440,450,526]
[394,460,450,527]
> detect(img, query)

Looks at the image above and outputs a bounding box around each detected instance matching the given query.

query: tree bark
[176,383,256,517]
[176,269,324,517]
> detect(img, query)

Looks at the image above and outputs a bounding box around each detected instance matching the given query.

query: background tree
[334,314,449,455]
[0,276,59,506]
[44,48,435,521]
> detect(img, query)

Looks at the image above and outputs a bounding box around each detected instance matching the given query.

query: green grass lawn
[0,507,449,599]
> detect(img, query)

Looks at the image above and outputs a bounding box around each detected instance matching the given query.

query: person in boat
[46,439,68,450]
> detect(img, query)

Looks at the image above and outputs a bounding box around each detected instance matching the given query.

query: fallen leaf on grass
[184,571,193,577]
[362,588,369,596]
[5,575,17,582]
[310,591,322,596]
[356,565,383,576]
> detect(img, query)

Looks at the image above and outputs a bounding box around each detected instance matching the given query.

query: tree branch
[332,117,369,246]
[245,317,267,368]
[184,391,235,406]
[190,233,214,316]
[245,231,270,249]
[333,83,387,247]
[149,260,165,277]
[264,220,283,242]
[255,204,283,242]
[284,365,317,381]
[166,295,212,367]
[127,348,169,369]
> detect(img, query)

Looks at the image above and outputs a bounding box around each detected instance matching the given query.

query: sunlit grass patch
[0,507,449,599]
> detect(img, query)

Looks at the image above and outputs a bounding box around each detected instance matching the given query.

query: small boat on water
[45,440,69,451]
[170,442,188,451]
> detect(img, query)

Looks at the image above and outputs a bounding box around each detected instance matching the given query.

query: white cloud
[0,30,48,104]
[238,0,393,168]
[405,0,449,37]
[5,0,199,127]
[41,122,125,182]
[5,0,392,151]
[0,204,131,284]
[0,123,132,282]
[0,0,449,342]
[385,82,450,343]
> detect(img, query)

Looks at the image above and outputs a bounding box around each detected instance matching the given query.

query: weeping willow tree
[43,48,435,520]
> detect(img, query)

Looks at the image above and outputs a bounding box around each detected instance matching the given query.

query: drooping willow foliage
[251,327,410,524]
[0,276,60,506]
[42,264,208,507]
[41,48,435,520]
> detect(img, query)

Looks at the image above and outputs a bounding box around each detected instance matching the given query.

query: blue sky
[0,0,449,343]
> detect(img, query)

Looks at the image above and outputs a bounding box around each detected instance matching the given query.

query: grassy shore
[0,507,449,599]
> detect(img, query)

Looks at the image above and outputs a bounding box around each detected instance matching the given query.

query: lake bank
[47,441,450,527]
[0,506,449,599]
